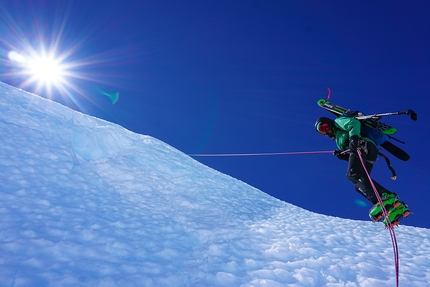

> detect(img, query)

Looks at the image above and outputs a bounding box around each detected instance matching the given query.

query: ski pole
[355,109,417,121]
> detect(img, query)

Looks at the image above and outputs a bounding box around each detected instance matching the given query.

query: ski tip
[317,99,327,106]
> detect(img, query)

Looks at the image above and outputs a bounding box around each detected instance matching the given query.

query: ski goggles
[317,122,330,135]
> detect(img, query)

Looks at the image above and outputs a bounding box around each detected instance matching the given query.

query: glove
[349,135,362,153]
[333,149,349,161]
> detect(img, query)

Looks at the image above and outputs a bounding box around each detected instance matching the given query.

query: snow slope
[0,81,429,286]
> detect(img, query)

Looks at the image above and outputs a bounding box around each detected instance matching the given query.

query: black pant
[346,141,392,204]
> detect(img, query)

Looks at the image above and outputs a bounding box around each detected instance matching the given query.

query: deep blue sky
[1,1,429,228]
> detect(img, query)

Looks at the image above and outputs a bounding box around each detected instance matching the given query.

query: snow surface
[0,80,429,287]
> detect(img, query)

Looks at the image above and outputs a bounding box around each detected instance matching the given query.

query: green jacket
[333,117,375,151]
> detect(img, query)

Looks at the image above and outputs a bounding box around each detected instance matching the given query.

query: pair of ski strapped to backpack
[317,98,417,136]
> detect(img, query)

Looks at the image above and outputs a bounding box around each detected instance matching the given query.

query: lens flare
[101,91,120,104]
[8,51,25,63]
[354,199,368,208]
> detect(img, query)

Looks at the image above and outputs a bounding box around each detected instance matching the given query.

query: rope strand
[188,150,334,157]
[357,150,399,287]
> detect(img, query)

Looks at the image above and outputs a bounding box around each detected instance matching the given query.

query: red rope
[188,150,334,157]
[357,150,399,287]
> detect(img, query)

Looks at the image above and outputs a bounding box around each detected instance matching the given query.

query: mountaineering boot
[369,192,400,222]
[383,202,411,228]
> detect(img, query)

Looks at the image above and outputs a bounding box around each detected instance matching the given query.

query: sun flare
[5,48,72,99]
[1,2,129,107]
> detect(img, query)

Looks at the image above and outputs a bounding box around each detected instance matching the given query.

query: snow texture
[0,81,429,286]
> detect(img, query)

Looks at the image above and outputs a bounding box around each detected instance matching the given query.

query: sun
[27,56,64,85]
